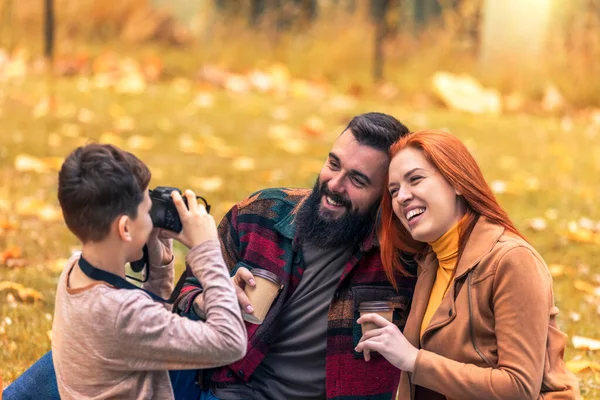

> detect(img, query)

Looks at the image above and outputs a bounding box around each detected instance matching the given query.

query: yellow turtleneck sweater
[420,222,460,338]
[395,225,460,400]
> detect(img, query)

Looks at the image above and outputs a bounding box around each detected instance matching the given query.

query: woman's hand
[163,190,218,249]
[356,313,419,372]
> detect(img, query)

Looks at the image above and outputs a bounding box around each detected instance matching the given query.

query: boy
[52,143,246,399]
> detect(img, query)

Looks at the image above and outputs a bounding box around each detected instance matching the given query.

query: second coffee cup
[358,301,394,335]
[243,269,284,325]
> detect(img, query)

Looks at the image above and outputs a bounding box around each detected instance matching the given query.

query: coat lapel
[420,217,505,342]
[402,250,438,348]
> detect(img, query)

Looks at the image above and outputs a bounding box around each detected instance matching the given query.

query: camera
[149,186,211,233]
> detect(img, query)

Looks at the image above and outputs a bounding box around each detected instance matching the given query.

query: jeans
[2,351,59,400]
[3,351,219,400]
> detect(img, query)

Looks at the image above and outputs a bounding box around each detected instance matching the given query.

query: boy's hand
[147,228,173,267]
[165,190,218,249]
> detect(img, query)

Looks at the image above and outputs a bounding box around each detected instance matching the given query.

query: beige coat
[396,217,581,400]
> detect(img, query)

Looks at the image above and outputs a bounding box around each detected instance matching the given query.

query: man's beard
[295,179,379,249]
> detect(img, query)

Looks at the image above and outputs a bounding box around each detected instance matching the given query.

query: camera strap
[78,253,188,304]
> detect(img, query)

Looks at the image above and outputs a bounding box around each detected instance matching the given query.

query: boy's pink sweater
[52,240,247,400]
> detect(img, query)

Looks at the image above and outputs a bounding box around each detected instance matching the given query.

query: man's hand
[355,313,419,372]
[232,267,256,314]
[147,228,173,267]
[163,190,218,249]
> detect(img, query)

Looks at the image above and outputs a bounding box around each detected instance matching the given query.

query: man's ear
[117,215,133,242]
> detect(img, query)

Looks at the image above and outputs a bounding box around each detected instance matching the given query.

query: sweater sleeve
[108,240,247,371]
[412,246,551,400]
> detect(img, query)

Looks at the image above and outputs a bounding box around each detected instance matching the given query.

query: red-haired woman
[356,130,580,399]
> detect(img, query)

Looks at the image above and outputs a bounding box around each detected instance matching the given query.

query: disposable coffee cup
[243,269,284,325]
[359,301,394,335]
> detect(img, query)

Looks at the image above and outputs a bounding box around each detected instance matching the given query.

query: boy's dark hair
[58,143,151,243]
[344,112,410,152]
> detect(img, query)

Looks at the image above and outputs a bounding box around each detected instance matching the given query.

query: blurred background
[1,0,600,397]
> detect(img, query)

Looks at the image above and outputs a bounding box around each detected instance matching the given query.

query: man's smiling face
[317,129,390,221]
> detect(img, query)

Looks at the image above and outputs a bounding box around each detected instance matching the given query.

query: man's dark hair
[58,143,151,243]
[344,112,410,152]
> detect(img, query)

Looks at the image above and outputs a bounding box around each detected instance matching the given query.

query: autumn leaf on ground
[0,219,18,230]
[99,132,124,147]
[277,138,306,155]
[16,198,62,221]
[0,281,44,303]
[302,117,325,137]
[188,176,223,193]
[0,246,22,264]
[127,135,155,151]
[14,154,50,173]
[179,135,204,155]
[572,336,600,351]
[566,359,600,374]
[114,116,136,132]
[548,264,565,277]
[528,217,547,232]
[573,280,600,296]
[232,157,256,171]
[46,259,68,274]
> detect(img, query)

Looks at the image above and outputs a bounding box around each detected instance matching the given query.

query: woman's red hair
[379,130,526,289]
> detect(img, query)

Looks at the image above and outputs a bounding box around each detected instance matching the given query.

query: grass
[1,50,600,398]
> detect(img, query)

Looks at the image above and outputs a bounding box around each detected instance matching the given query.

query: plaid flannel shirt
[175,188,416,400]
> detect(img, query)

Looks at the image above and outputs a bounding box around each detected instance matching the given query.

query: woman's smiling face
[387,147,465,243]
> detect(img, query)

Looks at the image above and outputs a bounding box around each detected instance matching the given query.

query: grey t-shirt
[212,243,354,400]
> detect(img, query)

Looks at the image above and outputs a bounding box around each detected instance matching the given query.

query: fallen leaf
[114,117,136,132]
[0,281,44,303]
[524,177,540,191]
[548,264,565,277]
[569,312,581,322]
[432,71,502,114]
[116,72,146,94]
[490,180,507,194]
[578,264,590,276]
[277,138,306,155]
[271,106,289,121]
[545,209,559,220]
[0,246,22,264]
[6,259,28,269]
[47,259,67,273]
[542,84,565,113]
[32,98,50,118]
[61,123,81,138]
[37,205,62,222]
[127,135,155,151]
[572,336,600,351]
[77,108,94,124]
[188,176,223,193]
[573,280,600,296]
[566,359,600,374]
[14,154,50,173]
[232,157,256,171]
[302,117,325,137]
[16,198,61,221]
[528,218,547,232]
[192,92,214,109]
[224,75,249,94]
[99,132,124,147]
[268,124,293,140]
[0,220,18,230]
[179,135,204,155]
[48,132,62,148]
